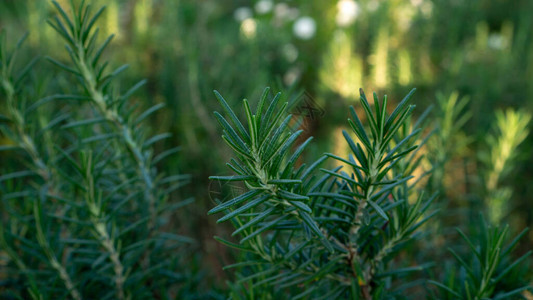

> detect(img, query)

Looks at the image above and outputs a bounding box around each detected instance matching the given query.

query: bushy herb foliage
[209,88,532,299]
[0,1,531,299]
[0,1,191,299]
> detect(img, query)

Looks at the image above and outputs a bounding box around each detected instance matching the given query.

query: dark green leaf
[208,189,262,214]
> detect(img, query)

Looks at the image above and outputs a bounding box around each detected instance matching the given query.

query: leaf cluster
[0,1,191,299]
[209,88,440,298]
[209,86,532,299]
[429,218,532,299]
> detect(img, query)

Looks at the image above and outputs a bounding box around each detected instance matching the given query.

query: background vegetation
[1,0,532,298]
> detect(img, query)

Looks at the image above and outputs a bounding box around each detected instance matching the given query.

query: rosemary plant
[1,1,531,299]
[209,88,531,299]
[480,109,531,224]
[429,218,532,299]
[0,1,191,299]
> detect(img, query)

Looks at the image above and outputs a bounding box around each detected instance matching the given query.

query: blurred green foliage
[1,0,532,297]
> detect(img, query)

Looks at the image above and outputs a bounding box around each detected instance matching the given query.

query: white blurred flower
[233,7,253,22]
[287,8,300,20]
[255,0,273,14]
[336,0,360,27]
[293,16,316,40]
[240,18,257,39]
[274,3,290,19]
[488,33,505,50]
[282,43,299,62]
[272,3,290,27]
[410,0,423,7]
[284,67,301,85]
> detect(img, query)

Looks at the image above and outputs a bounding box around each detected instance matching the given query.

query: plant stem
[84,152,128,300]
[74,41,158,231]
[34,199,82,300]
[2,63,81,299]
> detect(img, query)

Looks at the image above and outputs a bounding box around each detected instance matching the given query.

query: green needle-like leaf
[208,189,262,215]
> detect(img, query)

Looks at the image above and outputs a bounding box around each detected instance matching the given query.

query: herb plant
[0,1,191,299]
[0,1,531,299]
[208,88,531,299]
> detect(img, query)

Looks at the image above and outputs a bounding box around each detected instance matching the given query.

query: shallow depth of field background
[1,0,532,295]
